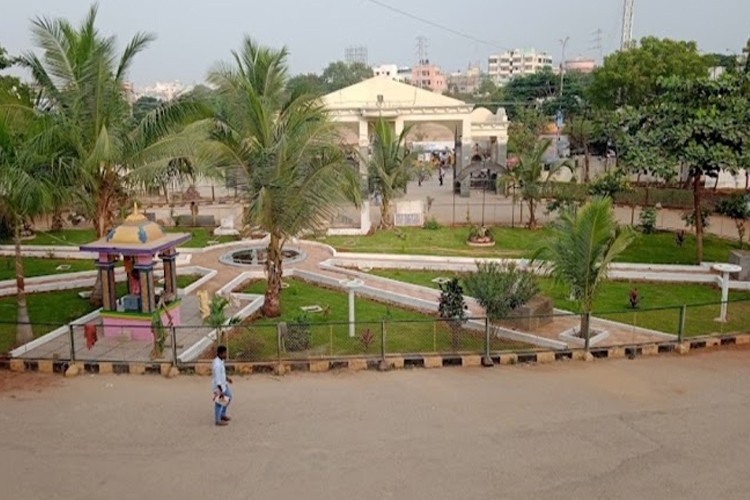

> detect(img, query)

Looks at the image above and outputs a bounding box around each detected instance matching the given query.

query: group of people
[416,149,454,187]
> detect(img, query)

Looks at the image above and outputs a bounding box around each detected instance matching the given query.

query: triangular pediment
[323,76,468,110]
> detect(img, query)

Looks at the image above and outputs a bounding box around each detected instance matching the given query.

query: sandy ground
[2,350,750,500]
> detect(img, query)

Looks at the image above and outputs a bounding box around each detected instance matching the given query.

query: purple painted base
[101,305,183,342]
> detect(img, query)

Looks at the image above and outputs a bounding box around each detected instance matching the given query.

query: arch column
[97,254,118,312]
[358,118,372,233]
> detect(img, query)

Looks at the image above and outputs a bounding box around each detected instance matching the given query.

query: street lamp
[559,37,570,98]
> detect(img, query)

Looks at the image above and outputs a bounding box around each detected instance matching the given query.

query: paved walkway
[3,348,750,499]
[13,238,676,361]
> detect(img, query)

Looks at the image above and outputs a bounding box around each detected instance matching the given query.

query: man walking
[212,345,233,426]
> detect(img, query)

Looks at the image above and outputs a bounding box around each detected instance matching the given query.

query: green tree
[0,92,69,345]
[20,5,209,305]
[131,96,163,125]
[205,39,361,317]
[590,37,712,109]
[621,74,750,262]
[367,118,416,229]
[503,138,572,230]
[535,197,636,351]
[204,294,240,349]
[321,61,372,92]
[287,73,327,96]
[507,106,546,155]
[566,116,596,183]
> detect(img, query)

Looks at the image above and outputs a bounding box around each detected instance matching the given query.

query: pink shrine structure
[79,206,191,341]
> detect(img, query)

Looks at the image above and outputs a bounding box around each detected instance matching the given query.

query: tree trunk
[580,312,591,353]
[527,199,537,230]
[693,174,704,264]
[14,222,34,346]
[89,196,113,308]
[50,209,64,232]
[379,199,393,229]
[583,145,590,184]
[262,233,283,317]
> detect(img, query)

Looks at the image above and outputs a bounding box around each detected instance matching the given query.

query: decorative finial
[133,202,139,216]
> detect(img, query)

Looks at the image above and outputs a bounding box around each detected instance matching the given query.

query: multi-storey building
[446,64,483,95]
[487,49,553,85]
[372,64,412,83]
[410,60,447,94]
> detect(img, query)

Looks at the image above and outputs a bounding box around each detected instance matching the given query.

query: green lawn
[369,269,750,338]
[0,257,95,281]
[0,284,127,354]
[224,278,530,361]
[1,228,238,248]
[0,275,203,354]
[320,227,739,265]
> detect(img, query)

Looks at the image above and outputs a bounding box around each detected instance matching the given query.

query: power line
[364,0,509,51]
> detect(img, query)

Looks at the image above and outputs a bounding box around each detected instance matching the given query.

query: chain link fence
[2,298,749,362]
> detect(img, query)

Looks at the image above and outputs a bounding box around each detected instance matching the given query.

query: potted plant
[467,225,495,247]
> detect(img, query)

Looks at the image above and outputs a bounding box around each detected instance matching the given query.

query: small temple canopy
[79,204,191,255]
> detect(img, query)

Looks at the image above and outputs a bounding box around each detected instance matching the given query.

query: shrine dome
[105,205,165,245]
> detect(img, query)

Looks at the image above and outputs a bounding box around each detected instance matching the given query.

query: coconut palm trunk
[263,233,284,317]
[14,221,33,345]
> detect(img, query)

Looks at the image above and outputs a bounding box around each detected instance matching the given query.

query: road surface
[2,349,750,499]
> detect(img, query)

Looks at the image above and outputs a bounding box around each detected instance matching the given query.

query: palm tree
[535,197,635,351]
[20,5,210,306]
[566,116,595,183]
[0,95,68,346]
[502,138,571,230]
[367,118,416,229]
[205,38,360,317]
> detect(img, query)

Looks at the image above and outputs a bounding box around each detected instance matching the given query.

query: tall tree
[0,90,68,345]
[205,38,360,317]
[20,5,209,305]
[535,197,636,351]
[321,61,372,92]
[367,118,416,229]
[621,75,750,262]
[503,138,572,230]
[590,37,712,109]
[566,116,596,183]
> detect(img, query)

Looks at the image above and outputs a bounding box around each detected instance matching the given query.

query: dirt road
[2,351,750,499]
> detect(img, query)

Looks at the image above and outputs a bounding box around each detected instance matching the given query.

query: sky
[1,0,749,88]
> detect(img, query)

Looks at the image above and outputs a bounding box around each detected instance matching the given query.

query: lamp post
[559,37,570,98]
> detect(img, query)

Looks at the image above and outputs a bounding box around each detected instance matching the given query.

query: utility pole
[559,36,570,98]
[621,0,635,51]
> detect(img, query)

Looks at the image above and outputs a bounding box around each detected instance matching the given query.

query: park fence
[2,298,749,364]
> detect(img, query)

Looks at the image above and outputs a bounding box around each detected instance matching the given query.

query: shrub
[675,230,686,247]
[463,262,539,320]
[438,278,468,350]
[639,207,657,234]
[359,328,375,352]
[682,207,711,231]
[628,288,640,309]
[716,194,750,249]
[468,225,494,243]
[285,314,312,352]
[423,217,440,230]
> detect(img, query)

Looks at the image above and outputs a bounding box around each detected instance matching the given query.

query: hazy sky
[2,0,749,87]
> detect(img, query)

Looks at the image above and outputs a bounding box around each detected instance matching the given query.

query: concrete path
[2,348,750,499]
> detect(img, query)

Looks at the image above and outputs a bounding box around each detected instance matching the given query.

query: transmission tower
[344,46,368,66]
[416,36,429,89]
[591,28,604,62]
[620,0,635,50]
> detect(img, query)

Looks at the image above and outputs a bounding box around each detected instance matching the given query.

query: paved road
[2,350,750,499]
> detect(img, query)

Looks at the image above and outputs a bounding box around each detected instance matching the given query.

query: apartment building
[410,60,447,94]
[488,49,553,85]
[372,64,412,83]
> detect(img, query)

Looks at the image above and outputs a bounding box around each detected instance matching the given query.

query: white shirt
[212,356,227,392]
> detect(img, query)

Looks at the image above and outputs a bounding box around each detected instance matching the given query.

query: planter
[466,239,496,248]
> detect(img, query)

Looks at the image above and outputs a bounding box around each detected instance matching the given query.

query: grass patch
[369,269,750,337]
[0,257,95,281]
[320,227,739,265]
[0,284,127,354]
[175,274,203,289]
[224,278,530,361]
[1,227,238,248]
